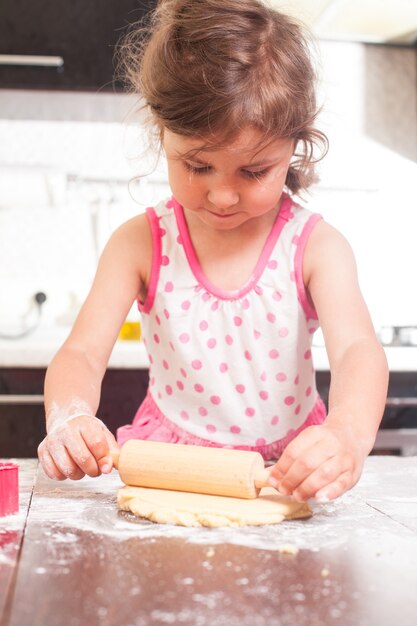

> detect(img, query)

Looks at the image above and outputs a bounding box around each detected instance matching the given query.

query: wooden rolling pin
[111,440,273,499]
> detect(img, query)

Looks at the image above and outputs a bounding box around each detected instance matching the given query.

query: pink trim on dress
[172,194,294,301]
[138,207,162,314]
[117,390,327,461]
[294,213,322,321]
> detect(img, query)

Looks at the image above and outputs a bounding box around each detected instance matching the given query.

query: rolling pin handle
[254,467,273,489]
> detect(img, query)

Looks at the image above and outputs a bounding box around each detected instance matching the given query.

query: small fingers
[80,421,113,475]
[49,421,100,478]
[292,457,354,502]
[269,423,362,502]
[38,440,66,480]
[274,442,339,497]
[68,431,102,478]
[271,426,325,480]
[38,417,118,481]
[98,429,119,474]
[314,470,355,502]
[44,438,85,480]
[314,463,362,502]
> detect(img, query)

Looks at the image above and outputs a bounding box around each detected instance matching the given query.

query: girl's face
[163,127,294,231]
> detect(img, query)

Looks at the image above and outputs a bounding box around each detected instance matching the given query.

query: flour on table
[117,486,312,528]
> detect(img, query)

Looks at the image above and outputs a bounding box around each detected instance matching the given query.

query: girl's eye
[184,163,270,178]
[185,162,211,174]
[243,168,269,179]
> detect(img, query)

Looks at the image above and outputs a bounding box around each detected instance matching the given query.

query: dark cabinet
[0,369,46,458]
[316,370,417,455]
[316,370,417,429]
[0,367,148,457]
[0,0,156,91]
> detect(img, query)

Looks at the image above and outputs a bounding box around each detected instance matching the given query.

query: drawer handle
[0,54,64,68]
[386,397,417,407]
[0,394,44,405]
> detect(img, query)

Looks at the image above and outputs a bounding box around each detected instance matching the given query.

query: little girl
[38,0,388,503]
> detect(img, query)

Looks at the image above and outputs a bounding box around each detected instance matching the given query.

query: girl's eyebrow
[183,155,209,164]
[246,158,282,168]
[179,153,282,168]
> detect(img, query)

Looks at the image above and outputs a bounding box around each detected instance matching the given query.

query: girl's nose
[207,183,239,210]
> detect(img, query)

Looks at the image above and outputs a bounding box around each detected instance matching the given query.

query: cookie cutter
[0,462,19,517]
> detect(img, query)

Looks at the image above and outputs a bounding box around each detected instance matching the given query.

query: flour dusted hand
[38,415,118,481]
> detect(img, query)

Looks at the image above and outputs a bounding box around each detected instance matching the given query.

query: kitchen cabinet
[317,370,417,427]
[0,367,149,457]
[0,368,45,458]
[0,0,156,91]
[316,370,417,455]
[2,362,416,458]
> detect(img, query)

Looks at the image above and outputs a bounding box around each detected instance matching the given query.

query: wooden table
[1,456,417,626]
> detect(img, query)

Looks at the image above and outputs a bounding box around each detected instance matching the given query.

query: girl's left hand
[268,420,366,502]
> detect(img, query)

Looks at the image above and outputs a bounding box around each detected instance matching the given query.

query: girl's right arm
[38,213,152,480]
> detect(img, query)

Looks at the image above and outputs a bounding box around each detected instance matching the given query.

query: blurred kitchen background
[1,0,417,457]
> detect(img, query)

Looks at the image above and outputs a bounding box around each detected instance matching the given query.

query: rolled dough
[117,485,312,528]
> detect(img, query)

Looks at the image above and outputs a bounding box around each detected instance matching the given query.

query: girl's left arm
[270,220,389,502]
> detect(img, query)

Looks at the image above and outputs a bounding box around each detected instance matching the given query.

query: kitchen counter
[0,326,149,370]
[1,456,417,626]
[1,325,416,371]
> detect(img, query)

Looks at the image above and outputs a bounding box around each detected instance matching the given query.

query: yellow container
[118,321,141,341]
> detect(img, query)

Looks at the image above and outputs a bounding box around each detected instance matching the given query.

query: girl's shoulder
[101,211,153,291]
[303,218,356,285]
[288,197,348,252]
[288,199,317,224]
[111,196,173,244]
[305,218,352,253]
[107,196,174,265]
[108,212,151,251]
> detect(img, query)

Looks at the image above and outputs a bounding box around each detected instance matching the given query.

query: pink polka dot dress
[117,194,326,460]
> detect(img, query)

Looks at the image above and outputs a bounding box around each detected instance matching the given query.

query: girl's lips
[208,210,238,218]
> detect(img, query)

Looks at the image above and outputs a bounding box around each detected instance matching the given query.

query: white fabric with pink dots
[128,194,326,453]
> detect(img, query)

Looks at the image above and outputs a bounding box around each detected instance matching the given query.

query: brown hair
[118,0,328,194]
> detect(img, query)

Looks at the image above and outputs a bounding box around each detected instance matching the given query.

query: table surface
[1,456,417,626]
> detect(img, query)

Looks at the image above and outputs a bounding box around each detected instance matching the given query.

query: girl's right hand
[37,415,119,481]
